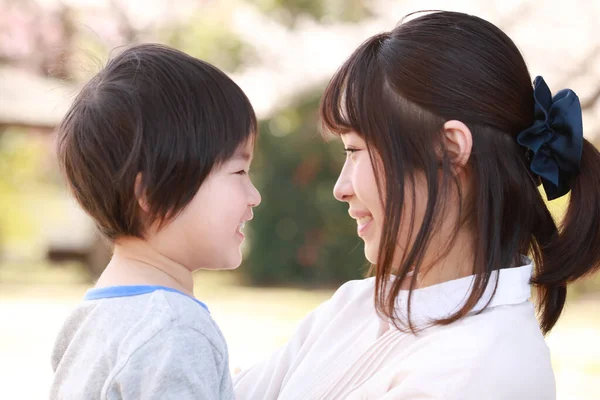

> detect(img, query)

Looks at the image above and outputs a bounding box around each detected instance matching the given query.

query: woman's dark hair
[320,11,600,334]
[57,43,257,240]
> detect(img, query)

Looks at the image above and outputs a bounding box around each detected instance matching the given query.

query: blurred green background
[0,0,599,399]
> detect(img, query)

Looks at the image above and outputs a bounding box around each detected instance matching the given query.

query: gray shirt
[50,286,234,400]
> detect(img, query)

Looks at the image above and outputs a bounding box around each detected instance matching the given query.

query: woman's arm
[234,278,371,399]
[233,298,331,399]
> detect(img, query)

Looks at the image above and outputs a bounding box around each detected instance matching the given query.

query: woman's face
[333,132,428,265]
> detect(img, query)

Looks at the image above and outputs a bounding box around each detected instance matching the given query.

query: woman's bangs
[320,34,390,140]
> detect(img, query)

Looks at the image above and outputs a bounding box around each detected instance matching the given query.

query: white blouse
[234,260,555,399]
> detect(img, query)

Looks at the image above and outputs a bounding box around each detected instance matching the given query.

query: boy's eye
[236,170,248,175]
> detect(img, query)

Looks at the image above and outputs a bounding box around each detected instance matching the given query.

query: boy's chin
[194,253,242,271]
[221,262,242,271]
[221,253,243,270]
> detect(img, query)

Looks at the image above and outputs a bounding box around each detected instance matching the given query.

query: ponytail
[515,77,600,333]
[533,139,600,332]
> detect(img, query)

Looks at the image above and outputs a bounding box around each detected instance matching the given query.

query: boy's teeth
[239,222,245,230]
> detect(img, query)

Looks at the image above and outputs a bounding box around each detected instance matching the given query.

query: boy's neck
[96,237,195,297]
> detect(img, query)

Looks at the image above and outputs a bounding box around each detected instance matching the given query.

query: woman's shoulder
[293,277,377,335]
[415,302,554,398]
[331,277,377,301]
[315,277,379,316]
[428,301,549,360]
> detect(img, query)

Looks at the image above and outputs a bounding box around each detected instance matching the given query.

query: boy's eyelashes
[235,170,249,175]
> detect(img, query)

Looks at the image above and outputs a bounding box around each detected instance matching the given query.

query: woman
[235,11,600,399]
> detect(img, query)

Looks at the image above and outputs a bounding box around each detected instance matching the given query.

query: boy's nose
[249,182,261,207]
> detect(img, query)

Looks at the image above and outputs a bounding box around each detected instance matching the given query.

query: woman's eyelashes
[344,147,360,157]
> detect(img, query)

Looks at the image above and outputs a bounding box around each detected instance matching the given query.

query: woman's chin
[364,245,378,264]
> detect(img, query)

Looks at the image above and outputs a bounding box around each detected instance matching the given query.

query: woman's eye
[344,148,359,156]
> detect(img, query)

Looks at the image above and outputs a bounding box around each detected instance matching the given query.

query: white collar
[392,256,533,326]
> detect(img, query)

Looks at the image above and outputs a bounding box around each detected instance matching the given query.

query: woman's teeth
[357,216,373,225]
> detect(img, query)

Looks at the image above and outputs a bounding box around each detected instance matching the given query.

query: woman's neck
[95,237,195,297]
[412,225,477,289]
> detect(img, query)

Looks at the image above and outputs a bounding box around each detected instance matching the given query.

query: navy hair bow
[516,76,583,201]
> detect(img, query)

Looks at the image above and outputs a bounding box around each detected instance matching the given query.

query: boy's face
[149,140,261,270]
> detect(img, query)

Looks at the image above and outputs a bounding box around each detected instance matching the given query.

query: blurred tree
[255,0,373,27]
[1,0,598,287]
[105,0,254,73]
[0,0,76,79]
[159,15,254,74]
[0,129,52,240]
[243,89,367,286]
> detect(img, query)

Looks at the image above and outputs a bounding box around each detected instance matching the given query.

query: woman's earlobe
[442,120,473,167]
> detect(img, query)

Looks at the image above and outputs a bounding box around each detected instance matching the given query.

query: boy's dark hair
[57,43,257,240]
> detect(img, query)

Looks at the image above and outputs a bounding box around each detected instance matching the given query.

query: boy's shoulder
[125,288,224,346]
[51,289,234,399]
[72,287,215,329]
[52,288,224,368]
[149,289,228,351]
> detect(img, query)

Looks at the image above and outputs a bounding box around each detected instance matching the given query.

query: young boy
[50,43,261,399]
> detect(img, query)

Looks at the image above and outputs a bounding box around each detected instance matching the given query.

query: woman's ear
[442,120,473,168]
[135,173,150,213]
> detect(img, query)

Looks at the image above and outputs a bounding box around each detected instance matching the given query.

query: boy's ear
[135,173,151,213]
[441,120,473,168]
